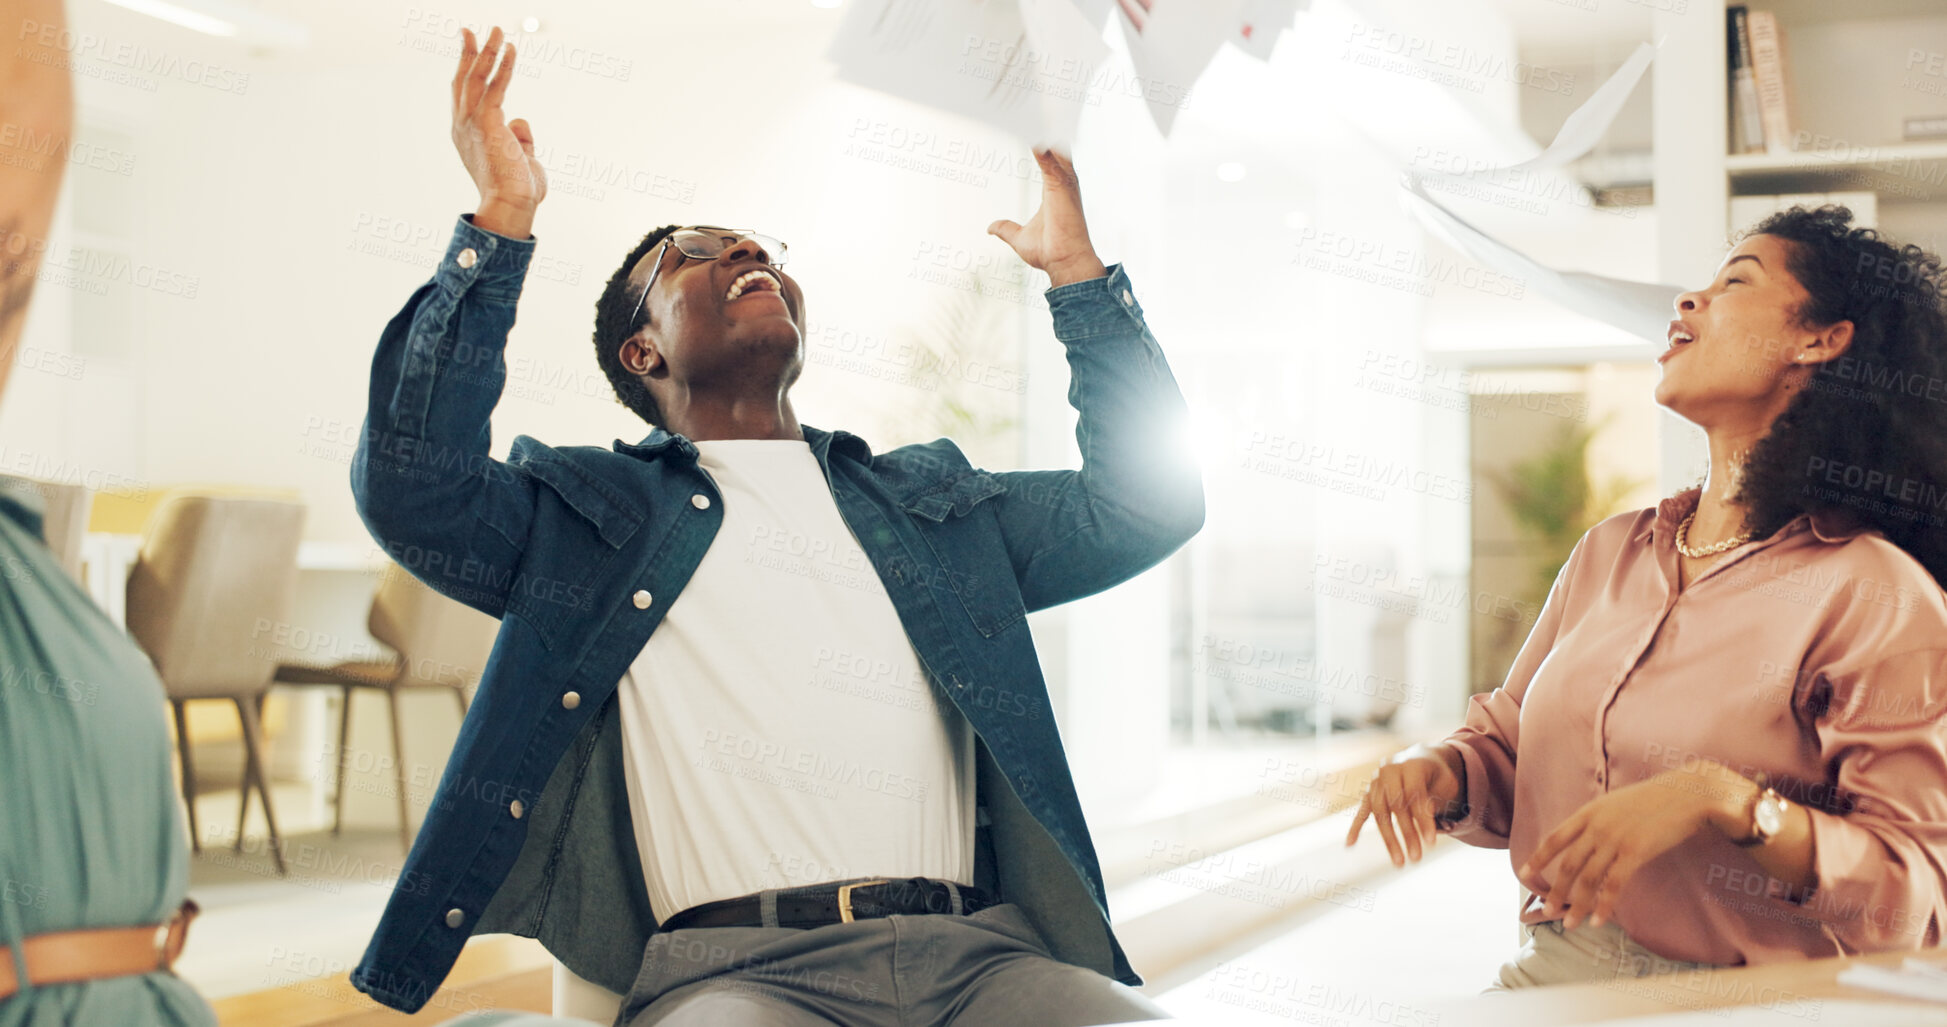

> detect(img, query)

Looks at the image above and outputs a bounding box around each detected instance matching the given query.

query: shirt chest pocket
[512,454,645,649]
[900,472,1028,639]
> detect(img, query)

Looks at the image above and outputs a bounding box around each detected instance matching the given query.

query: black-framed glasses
[627,227,789,328]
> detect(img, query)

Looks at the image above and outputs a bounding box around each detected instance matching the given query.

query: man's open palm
[453,27,546,217]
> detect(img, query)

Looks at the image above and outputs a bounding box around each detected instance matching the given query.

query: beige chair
[274,562,498,852]
[127,494,307,876]
[0,473,92,583]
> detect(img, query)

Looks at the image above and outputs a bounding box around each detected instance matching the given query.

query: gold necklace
[1676,512,1752,558]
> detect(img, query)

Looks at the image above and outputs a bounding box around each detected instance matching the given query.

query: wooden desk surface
[1423,945,1947,1026]
[212,937,552,1027]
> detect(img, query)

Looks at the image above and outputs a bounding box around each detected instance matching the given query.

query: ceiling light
[100,0,308,48]
[1216,162,1247,183]
[102,0,237,37]
[522,16,541,32]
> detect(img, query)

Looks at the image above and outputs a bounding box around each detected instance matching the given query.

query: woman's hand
[452,26,546,239]
[1346,744,1466,867]
[988,149,1107,288]
[1520,764,1756,930]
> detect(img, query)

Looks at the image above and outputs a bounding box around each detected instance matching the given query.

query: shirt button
[456,247,478,269]
[445,908,465,928]
[509,799,525,819]
[632,589,652,609]
[690,494,711,510]
[1120,288,1134,305]
[561,691,581,710]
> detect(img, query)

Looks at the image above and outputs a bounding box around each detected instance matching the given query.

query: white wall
[9,0,1053,546]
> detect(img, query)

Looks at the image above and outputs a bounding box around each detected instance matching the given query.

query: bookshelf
[1716,2,1947,215]
[1726,141,1947,203]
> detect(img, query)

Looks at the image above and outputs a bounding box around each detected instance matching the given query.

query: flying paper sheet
[828,0,1109,151]
[1068,0,1116,26]
[1115,0,1248,135]
[1422,41,1658,182]
[1231,0,1307,61]
[1398,40,1681,342]
[1399,177,1683,342]
[829,0,1275,144]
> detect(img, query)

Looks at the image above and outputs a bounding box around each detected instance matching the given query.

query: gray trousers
[618,902,1166,1026]
[434,903,1165,1027]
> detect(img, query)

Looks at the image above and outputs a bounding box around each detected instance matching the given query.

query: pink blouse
[1443,487,1947,965]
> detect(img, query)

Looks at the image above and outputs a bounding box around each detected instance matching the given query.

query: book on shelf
[1747,10,1794,154]
[1727,6,1765,155]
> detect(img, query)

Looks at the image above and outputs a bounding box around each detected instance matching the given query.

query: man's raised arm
[984,150,1205,611]
[352,27,548,617]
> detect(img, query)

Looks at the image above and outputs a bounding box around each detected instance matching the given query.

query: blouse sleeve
[1791,646,1947,951]
[1440,530,1591,848]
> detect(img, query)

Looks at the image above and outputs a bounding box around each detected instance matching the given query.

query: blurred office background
[7,0,1946,1022]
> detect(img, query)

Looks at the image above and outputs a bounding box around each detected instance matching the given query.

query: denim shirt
[346,216,1203,1014]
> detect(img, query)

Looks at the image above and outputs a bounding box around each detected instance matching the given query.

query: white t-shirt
[615,438,976,919]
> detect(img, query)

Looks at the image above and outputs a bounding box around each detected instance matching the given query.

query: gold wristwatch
[1735,779,1789,848]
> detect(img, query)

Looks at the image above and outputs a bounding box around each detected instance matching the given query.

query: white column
[1651,8,1725,494]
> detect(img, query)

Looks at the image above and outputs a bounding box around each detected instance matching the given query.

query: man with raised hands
[350,26,1201,1026]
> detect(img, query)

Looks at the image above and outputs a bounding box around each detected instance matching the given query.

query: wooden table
[1421,945,1947,1026]
[213,936,553,1027]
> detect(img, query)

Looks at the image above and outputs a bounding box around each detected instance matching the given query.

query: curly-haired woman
[1349,206,1947,988]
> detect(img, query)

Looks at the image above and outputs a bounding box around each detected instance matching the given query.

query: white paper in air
[829,0,1271,143]
[1115,0,1247,135]
[1230,0,1307,61]
[826,0,1108,151]
[1398,40,1684,342]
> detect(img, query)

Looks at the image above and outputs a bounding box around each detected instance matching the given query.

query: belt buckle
[836,879,890,923]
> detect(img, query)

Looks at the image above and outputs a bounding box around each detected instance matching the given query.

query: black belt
[657,877,995,933]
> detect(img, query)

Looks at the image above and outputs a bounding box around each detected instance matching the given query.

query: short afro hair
[593,224,681,425]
